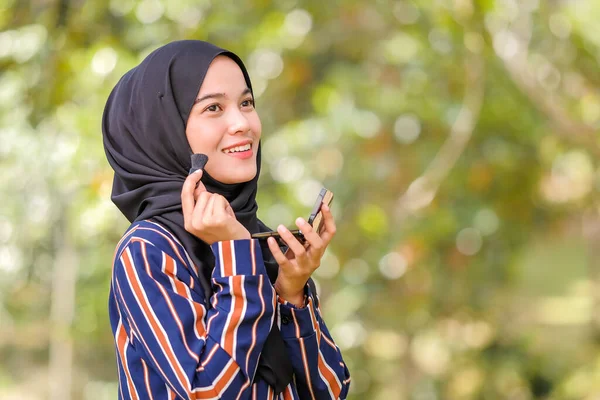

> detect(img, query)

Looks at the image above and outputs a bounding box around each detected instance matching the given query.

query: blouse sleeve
[112,238,275,400]
[277,285,351,399]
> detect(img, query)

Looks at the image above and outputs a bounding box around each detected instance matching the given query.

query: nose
[226,108,250,135]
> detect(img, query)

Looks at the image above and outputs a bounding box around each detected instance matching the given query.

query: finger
[192,191,211,224]
[225,203,235,217]
[194,185,205,202]
[211,194,229,220]
[191,172,207,202]
[202,193,218,222]
[295,217,324,261]
[277,224,309,265]
[267,237,290,267]
[182,170,203,224]
[319,204,337,244]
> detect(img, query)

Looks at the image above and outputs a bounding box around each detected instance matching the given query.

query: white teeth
[224,143,251,153]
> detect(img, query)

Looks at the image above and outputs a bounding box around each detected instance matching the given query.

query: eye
[241,98,255,108]
[204,104,222,113]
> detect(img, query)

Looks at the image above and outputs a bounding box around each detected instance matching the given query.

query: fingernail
[277,224,286,232]
[296,217,306,225]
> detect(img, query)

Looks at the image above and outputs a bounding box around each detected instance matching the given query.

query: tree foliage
[1,0,600,398]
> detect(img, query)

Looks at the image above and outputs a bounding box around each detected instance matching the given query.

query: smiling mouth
[222,143,252,154]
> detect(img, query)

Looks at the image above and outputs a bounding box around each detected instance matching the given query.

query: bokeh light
[3,1,600,399]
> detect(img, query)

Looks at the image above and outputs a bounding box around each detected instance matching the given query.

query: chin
[220,171,257,184]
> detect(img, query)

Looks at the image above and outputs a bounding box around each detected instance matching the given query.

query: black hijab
[102,40,292,393]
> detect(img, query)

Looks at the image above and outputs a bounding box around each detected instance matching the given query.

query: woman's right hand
[181,170,251,245]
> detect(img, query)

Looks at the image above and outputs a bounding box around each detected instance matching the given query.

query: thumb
[225,203,235,217]
[189,170,207,201]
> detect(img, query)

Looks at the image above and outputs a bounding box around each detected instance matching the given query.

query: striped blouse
[109,220,351,399]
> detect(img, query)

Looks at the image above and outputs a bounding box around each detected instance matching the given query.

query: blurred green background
[2,0,600,399]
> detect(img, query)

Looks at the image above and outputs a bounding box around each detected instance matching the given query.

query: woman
[102,40,350,399]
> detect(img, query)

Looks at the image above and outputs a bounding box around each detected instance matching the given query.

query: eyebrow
[194,88,252,104]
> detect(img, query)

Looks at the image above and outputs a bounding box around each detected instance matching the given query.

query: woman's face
[186,56,261,184]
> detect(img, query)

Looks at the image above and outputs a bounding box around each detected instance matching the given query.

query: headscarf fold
[102,40,292,393]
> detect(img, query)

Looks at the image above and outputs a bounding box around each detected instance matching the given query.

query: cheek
[186,121,221,154]
[250,114,262,138]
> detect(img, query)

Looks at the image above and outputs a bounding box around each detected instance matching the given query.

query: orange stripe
[112,236,136,291]
[141,359,154,400]
[235,379,252,400]
[308,300,342,396]
[121,250,192,397]
[116,323,139,400]
[194,360,239,399]
[322,334,337,350]
[224,276,244,355]
[136,226,188,266]
[112,226,140,269]
[246,276,264,373]
[145,220,201,278]
[222,241,233,276]
[307,298,320,342]
[206,281,223,332]
[115,276,182,398]
[161,251,208,340]
[292,308,315,400]
[283,385,293,400]
[138,242,201,363]
[292,309,301,338]
[198,344,219,370]
[250,240,256,275]
[298,337,315,399]
[317,356,339,397]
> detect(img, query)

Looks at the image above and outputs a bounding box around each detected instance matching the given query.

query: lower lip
[223,149,253,159]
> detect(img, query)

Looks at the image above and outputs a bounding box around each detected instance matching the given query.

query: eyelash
[204,99,254,113]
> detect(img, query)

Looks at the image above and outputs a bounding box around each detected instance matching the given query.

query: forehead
[200,56,247,89]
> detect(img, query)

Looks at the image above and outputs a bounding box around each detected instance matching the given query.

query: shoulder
[114,220,192,268]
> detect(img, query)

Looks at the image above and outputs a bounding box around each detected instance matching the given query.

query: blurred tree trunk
[583,210,600,333]
[48,215,76,400]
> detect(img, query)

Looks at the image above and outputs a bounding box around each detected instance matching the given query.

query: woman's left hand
[267,204,336,307]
